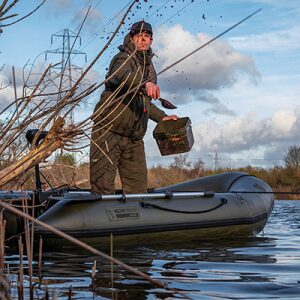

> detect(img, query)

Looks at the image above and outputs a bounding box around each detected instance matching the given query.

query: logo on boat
[107,207,140,221]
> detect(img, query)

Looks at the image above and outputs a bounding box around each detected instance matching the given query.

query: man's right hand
[162,115,179,121]
[145,82,160,99]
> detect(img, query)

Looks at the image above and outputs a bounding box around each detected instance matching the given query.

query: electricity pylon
[45,28,87,123]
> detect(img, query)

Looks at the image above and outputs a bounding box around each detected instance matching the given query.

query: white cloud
[0,67,24,109]
[209,74,300,121]
[153,24,260,106]
[0,84,14,109]
[229,26,300,52]
[270,111,296,135]
[192,108,300,155]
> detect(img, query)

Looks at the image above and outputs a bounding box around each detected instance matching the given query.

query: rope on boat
[140,198,227,214]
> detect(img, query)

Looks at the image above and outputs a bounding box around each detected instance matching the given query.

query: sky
[1,0,300,169]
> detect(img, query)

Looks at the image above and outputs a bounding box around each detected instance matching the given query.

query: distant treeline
[146,148,300,200]
[147,163,300,200]
[2,151,300,200]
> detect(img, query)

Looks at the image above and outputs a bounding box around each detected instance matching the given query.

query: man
[90,20,177,195]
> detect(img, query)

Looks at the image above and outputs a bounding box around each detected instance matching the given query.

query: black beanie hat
[130,21,153,36]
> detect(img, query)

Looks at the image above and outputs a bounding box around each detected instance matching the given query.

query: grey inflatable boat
[32,172,274,244]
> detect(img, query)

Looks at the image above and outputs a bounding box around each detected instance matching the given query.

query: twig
[0,0,17,17]
[1,0,46,27]
[0,13,17,22]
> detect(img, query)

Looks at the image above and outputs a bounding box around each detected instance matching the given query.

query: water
[5,200,300,299]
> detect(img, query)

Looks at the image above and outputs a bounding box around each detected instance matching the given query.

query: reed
[52,288,57,300]
[22,197,34,300]
[110,233,114,299]
[18,236,24,300]
[38,236,43,286]
[67,285,72,300]
[0,211,12,300]
[44,284,49,300]
[91,260,97,292]
[0,212,6,270]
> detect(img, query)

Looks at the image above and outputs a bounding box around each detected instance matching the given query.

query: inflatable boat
[1,172,275,245]
[1,171,273,245]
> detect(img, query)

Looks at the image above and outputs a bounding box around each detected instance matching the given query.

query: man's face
[130,32,153,51]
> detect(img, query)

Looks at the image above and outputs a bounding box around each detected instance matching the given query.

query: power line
[67,0,94,30]
[72,0,105,33]
[77,1,133,53]
[154,0,194,30]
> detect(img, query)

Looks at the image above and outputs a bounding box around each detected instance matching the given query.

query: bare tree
[171,153,192,169]
[0,0,141,188]
[284,145,300,169]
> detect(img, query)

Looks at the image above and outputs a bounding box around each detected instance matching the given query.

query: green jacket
[93,34,167,140]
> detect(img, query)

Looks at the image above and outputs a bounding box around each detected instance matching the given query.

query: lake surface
[6,200,300,299]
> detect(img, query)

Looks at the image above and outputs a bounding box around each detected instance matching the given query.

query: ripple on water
[5,200,300,299]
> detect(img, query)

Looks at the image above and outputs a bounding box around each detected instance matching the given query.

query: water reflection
[5,201,300,299]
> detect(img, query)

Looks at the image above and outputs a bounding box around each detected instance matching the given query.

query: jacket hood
[118,33,135,53]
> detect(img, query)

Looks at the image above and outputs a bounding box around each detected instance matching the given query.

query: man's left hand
[162,115,179,121]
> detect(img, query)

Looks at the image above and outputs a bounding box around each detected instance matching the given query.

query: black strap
[140,198,227,214]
